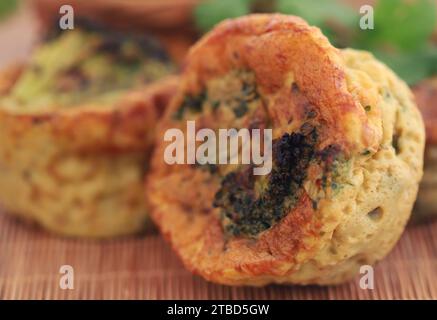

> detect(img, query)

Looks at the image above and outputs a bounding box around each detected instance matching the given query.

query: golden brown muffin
[146,14,425,285]
[413,77,437,222]
[0,24,178,238]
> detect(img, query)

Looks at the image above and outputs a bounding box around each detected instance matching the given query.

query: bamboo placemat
[0,210,435,300]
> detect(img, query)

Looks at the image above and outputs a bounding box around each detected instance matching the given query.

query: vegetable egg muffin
[0,23,177,237]
[413,77,437,222]
[146,14,425,285]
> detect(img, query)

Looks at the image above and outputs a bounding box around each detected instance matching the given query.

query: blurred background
[1,0,437,84]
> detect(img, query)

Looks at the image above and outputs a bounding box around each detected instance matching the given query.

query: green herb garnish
[0,0,17,20]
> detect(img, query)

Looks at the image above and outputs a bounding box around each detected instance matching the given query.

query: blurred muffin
[413,77,437,222]
[0,23,178,237]
[146,14,424,285]
[31,0,198,64]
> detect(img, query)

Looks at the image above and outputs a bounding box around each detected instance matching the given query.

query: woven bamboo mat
[0,210,435,300]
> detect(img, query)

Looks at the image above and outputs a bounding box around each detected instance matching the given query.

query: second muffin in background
[0,22,178,237]
[413,78,437,222]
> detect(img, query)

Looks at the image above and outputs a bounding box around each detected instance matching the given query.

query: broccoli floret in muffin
[0,22,174,111]
[213,129,318,237]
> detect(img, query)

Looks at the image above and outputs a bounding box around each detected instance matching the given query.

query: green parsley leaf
[277,0,357,27]
[194,0,252,33]
[372,0,436,51]
[373,45,437,84]
[0,0,17,20]
[276,0,359,46]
